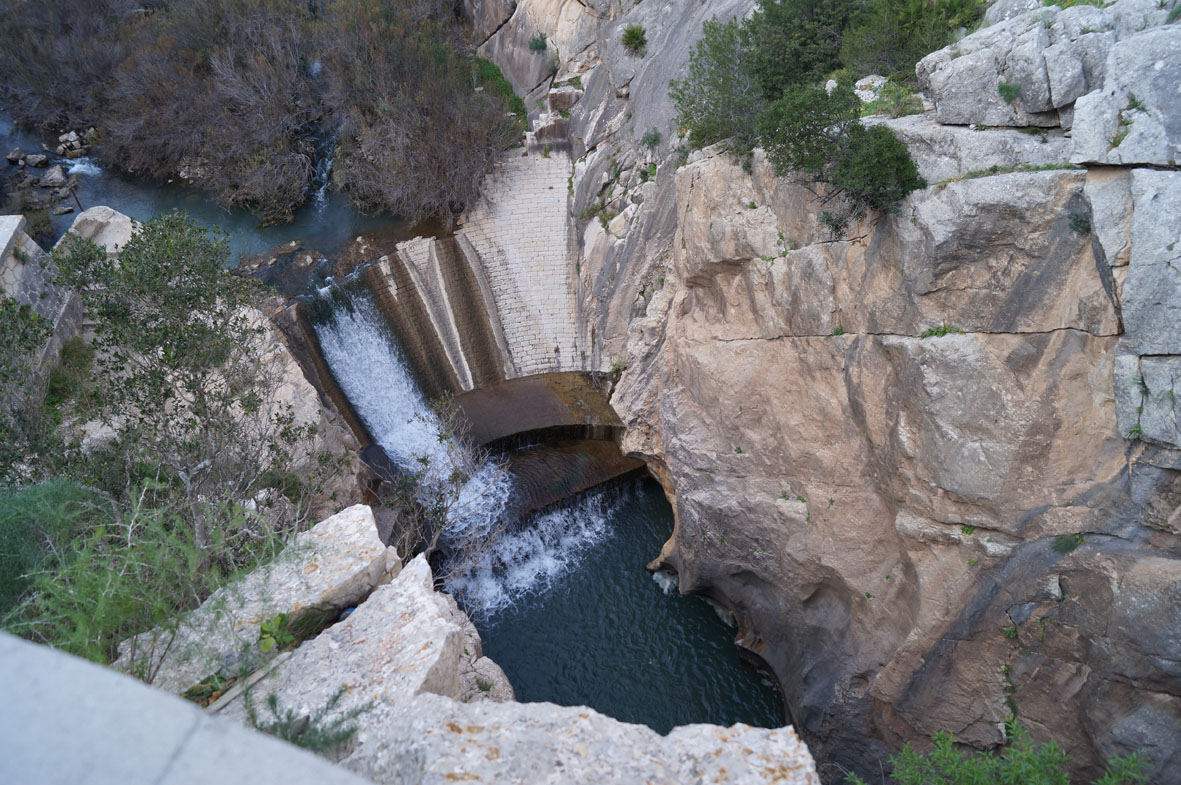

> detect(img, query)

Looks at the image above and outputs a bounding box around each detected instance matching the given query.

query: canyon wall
[464,0,1180,781]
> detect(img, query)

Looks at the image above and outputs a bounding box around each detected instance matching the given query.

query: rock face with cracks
[206,550,819,785]
[113,505,399,695]
[452,0,1181,780]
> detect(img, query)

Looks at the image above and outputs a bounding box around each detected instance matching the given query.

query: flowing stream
[311,289,783,733]
[1,117,396,263]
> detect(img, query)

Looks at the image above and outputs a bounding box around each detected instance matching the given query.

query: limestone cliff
[465,0,1180,781]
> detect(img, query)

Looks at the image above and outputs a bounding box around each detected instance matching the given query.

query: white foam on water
[651,570,679,595]
[448,487,624,616]
[312,288,619,618]
[312,153,332,213]
[66,157,101,176]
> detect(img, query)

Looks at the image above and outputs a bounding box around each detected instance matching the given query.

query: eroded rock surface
[445,1,1180,781]
[113,505,399,695]
[213,553,816,785]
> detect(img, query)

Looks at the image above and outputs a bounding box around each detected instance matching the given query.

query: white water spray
[313,154,333,213]
[312,289,620,616]
[66,157,101,176]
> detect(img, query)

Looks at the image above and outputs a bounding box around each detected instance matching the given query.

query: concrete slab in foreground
[0,632,373,785]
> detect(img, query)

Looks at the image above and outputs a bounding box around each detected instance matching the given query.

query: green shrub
[0,480,110,613]
[840,0,984,79]
[473,57,528,126]
[998,81,1021,103]
[920,322,964,338]
[759,81,863,180]
[759,80,925,235]
[2,488,285,665]
[830,124,926,213]
[44,337,94,409]
[246,686,371,758]
[846,720,1149,785]
[529,32,547,52]
[622,24,648,54]
[1068,210,1091,233]
[862,81,924,118]
[744,0,859,101]
[641,129,662,148]
[1052,532,1086,553]
[669,17,762,150]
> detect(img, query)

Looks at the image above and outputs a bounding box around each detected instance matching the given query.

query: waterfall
[312,153,333,213]
[65,157,101,176]
[311,287,617,616]
[446,486,623,616]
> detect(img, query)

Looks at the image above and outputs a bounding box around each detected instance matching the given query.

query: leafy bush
[998,80,1021,103]
[846,720,1149,785]
[669,17,762,151]
[52,211,329,544]
[744,0,859,101]
[829,124,926,215]
[622,24,648,55]
[840,0,985,79]
[641,129,662,148]
[759,78,923,234]
[529,32,548,52]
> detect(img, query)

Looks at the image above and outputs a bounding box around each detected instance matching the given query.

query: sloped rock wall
[458,0,1180,781]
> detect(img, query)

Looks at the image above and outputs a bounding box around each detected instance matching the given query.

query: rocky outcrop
[916,0,1174,130]
[113,505,399,695]
[457,0,1179,781]
[65,205,135,255]
[1070,25,1181,166]
[608,140,1180,781]
[207,546,817,785]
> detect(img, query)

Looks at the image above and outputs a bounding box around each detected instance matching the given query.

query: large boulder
[113,505,399,696]
[1071,25,1181,166]
[610,148,1180,784]
[64,205,135,255]
[37,164,68,188]
[916,0,1170,128]
[214,555,817,785]
[345,694,819,785]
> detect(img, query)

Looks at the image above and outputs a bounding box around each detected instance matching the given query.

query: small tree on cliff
[53,210,329,545]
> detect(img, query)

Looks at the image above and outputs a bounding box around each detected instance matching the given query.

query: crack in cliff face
[472,1,519,50]
[696,326,1118,342]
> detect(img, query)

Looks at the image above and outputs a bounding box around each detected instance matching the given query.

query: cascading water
[312,153,333,213]
[310,285,784,732]
[311,288,510,538]
[310,287,615,610]
[66,157,102,177]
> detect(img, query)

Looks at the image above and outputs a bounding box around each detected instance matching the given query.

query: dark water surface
[1,117,398,264]
[474,479,785,734]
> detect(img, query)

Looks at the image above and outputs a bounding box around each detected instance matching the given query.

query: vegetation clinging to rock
[1,213,339,664]
[671,2,939,235]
